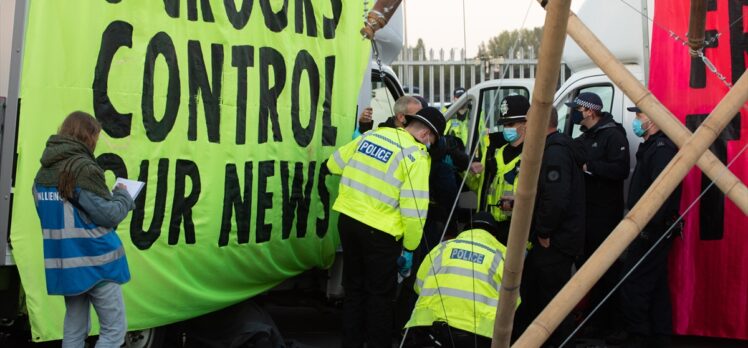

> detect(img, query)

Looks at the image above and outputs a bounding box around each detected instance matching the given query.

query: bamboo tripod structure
[512,13,748,348]
[490,0,572,346]
[490,2,748,346]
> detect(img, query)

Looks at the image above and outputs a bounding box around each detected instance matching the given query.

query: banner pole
[687,0,708,55]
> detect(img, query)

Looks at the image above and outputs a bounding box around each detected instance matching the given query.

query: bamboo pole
[687,0,708,55]
[513,40,748,348]
[491,0,572,347]
[560,9,748,214]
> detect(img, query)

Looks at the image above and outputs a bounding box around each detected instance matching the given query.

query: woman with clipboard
[32,111,136,348]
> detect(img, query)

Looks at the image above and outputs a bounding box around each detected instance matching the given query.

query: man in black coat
[513,108,586,346]
[617,107,681,348]
[566,92,630,334]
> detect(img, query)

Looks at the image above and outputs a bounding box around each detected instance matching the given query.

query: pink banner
[650,0,748,340]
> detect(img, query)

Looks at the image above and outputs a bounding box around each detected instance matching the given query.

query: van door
[359,66,405,132]
[466,85,531,156]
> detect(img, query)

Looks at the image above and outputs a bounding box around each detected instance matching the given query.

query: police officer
[513,108,586,346]
[444,87,469,145]
[404,212,513,348]
[328,107,445,348]
[479,95,530,234]
[617,107,681,348]
[566,92,630,334]
[465,115,508,215]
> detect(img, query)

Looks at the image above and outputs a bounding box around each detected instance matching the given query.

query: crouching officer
[328,107,446,348]
[403,212,515,348]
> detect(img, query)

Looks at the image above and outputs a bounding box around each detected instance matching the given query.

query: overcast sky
[403,0,587,58]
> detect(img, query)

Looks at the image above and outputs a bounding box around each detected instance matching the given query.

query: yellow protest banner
[15,0,369,340]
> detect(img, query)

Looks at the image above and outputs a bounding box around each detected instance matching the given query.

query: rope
[399,1,538,346]
[558,141,748,348]
[370,39,458,348]
[459,1,482,346]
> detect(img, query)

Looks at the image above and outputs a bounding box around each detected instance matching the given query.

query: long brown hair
[57,111,101,199]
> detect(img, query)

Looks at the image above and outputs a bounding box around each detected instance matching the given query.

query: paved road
[4,295,746,347]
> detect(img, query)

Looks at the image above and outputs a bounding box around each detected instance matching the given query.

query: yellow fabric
[444,117,469,147]
[405,229,514,338]
[327,127,431,250]
[465,132,491,210]
[486,144,521,222]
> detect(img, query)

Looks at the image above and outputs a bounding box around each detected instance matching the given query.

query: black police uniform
[574,112,630,331]
[575,112,630,258]
[513,131,586,345]
[620,131,681,346]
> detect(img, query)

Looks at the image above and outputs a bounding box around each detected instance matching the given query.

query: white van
[552,0,653,182]
[444,78,535,153]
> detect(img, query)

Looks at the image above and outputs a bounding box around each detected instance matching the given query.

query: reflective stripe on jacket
[405,228,513,338]
[327,127,431,250]
[487,144,521,222]
[33,185,130,296]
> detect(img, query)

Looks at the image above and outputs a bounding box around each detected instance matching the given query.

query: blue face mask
[632,118,647,137]
[571,109,584,124]
[503,128,520,142]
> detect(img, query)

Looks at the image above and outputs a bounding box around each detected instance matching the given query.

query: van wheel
[124,327,165,348]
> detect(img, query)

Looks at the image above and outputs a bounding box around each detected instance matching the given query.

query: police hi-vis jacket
[405,228,514,338]
[444,117,469,146]
[487,144,521,222]
[33,185,132,296]
[327,127,431,251]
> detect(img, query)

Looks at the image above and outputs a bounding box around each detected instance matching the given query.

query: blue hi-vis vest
[33,185,130,296]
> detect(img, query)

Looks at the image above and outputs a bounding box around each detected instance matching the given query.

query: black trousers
[582,213,623,332]
[405,322,491,348]
[339,214,401,348]
[620,234,673,337]
[514,245,575,347]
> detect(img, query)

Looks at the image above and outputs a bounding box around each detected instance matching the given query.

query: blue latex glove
[397,250,413,277]
[352,127,362,139]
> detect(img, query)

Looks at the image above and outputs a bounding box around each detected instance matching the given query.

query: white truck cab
[552,0,654,181]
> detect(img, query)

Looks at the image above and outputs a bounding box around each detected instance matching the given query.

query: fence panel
[391,48,568,105]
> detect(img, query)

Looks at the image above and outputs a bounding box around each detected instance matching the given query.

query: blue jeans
[62,281,126,348]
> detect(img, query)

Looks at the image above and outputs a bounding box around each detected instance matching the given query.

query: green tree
[480,27,543,59]
[412,38,426,60]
